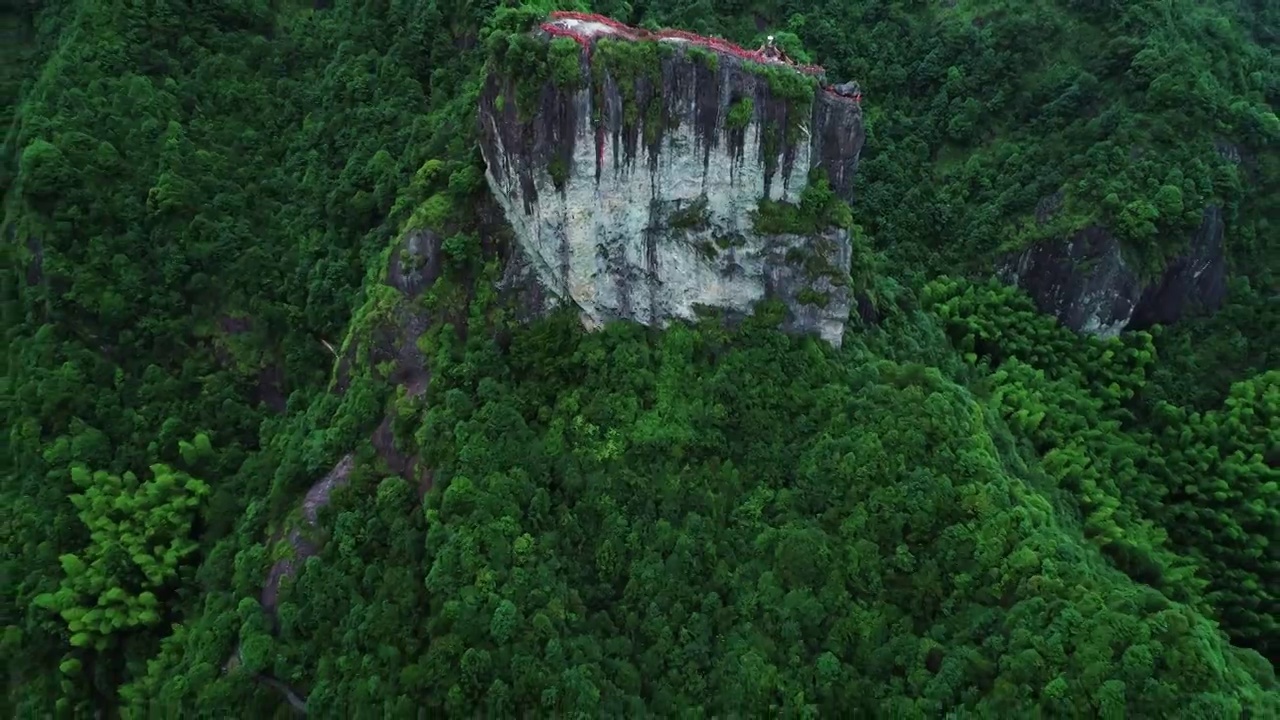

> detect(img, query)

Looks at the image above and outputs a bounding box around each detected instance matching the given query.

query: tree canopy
[3,0,1276,716]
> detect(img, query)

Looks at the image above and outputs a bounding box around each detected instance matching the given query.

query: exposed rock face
[478,24,864,345]
[226,229,444,690]
[380,228,438,398]
[1002,201,1228,338]
[1128,205,1227,330]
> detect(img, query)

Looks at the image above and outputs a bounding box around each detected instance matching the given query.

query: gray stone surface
[478,34,865,345]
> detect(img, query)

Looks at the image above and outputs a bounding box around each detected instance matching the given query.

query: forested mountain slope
[2,0,1277,716]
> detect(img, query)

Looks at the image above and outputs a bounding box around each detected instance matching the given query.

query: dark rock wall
[1003,204,1229,336]
[478,35,864,210]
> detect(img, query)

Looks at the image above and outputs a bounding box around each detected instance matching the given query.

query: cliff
[478,13,865,345]
[1002,194,1228,338]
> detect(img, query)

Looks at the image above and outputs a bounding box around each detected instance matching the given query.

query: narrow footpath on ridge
[539,11,840,85]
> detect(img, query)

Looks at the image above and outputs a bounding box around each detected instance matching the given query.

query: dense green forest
[3,0,1277,716]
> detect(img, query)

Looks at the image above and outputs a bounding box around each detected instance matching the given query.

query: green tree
[35,460,210,652]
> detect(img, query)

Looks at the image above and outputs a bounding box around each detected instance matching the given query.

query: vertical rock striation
[478,18,865,345]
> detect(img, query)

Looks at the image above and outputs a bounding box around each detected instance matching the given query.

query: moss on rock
[548,156,569,190]
[797,288,831,307]
[670,197,711,230]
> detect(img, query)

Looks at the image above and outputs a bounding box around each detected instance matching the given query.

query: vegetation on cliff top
[3,0,1277,716]
[487,8,822,156]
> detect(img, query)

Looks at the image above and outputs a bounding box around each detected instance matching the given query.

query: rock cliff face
[1001,197,1228,338]
[1002,137,1248,338]
[478,19,864,345]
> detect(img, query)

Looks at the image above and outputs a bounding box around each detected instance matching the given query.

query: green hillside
[2,0,1276,716]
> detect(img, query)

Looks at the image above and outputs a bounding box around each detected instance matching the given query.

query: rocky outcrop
[478,18,865,345]
[1128,205,1227,330]
[260,454,356,615]
[378,228,438,398]
[1002,199,1228,338]
[223,228,443,700]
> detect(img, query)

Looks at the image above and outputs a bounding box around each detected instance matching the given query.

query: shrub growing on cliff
[753,170,852,235]
[548,37,582,90]
[687,46,720,73]
[747,61,817,138]
[669,197,710,230]
[489,32,554,121]
[593,38,668,129]
[796,287,831,307]
[547,156,570,190]
[727,97,754,130]
[484,8,582,121]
